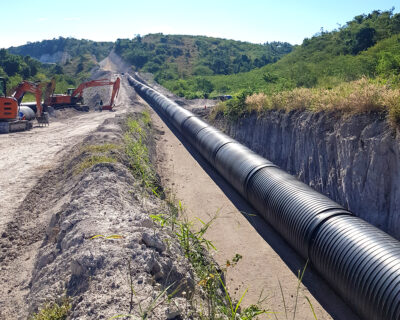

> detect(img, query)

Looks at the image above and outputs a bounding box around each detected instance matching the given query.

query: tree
[376,51,400,76]
[54,64,64,75]
[195,78,214,97]
[352,27,376,54]
[3,56,20,76]
[76,62,84,73]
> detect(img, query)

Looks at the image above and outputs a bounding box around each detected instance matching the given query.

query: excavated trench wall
[213,110,400,240]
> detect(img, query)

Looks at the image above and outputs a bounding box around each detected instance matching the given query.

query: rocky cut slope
[213,110,400,240]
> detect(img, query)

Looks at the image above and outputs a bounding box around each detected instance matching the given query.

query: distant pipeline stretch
[128,74,400,320]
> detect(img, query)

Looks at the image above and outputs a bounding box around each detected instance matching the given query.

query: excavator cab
[0,78,19,120]
[66,88,75,95]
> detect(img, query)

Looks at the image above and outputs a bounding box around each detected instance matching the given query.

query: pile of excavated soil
[82,81,113,109]
[1,114,203,319]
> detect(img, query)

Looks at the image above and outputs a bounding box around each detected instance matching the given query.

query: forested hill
[4,38,115,93]
[161,9,400,99]
[8,37,113,63]
[0,47,93,95]
[0,49,43,92]
[114,34,292,82]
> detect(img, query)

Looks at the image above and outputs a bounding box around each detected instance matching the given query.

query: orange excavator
[44,77,120,111]
[0,78,48,133]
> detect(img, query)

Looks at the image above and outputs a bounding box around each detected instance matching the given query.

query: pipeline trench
[129,77,359,319]
[129,74,400,320]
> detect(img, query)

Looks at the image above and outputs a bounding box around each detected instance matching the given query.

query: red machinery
[0,78,48,133]
[45,77,120,111]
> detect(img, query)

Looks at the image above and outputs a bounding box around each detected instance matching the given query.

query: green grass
[82,143,121,153]
[124,113,159,193]
[74,143,120,174]
[76,155,117,173]
[30,297,71,320]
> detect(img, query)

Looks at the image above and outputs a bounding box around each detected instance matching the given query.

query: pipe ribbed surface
[128,75,400,320]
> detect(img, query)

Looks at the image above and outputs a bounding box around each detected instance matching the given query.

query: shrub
[223,89,253,119]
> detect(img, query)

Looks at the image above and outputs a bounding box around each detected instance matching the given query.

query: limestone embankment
[213,110,400,240]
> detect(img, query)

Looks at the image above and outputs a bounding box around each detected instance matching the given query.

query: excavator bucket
[36,112,49,126]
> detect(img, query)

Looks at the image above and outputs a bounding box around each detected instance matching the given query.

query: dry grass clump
[245,92,269,113]
[245,77,400,125]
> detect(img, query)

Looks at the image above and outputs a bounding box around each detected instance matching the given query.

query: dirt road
[0,103,127,233]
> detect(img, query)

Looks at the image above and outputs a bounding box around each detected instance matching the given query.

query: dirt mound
[82,86,112,109]
[0,115,202,319]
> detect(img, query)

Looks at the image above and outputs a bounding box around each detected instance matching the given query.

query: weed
[30,297,71,320]
[124,113,160,192]
[76,155,116,173]
[81,143,121,153]
[127,119,145,137]
[151,200,270,319]
[74,143,121,174]
[110,260,175,320]
[124,133,156,189]
[142,111,151,126]
[275,261,317,320]
[89,234,124,240]
[209,102,226,121]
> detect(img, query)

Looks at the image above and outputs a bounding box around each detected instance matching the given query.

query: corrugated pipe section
[128,75,400,320]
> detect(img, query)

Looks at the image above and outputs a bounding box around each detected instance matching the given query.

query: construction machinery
[0,78,48,133]
[44,77,120,111]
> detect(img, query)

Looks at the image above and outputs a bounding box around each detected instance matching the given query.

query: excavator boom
[46,77,120,111]
[12,81,43,117]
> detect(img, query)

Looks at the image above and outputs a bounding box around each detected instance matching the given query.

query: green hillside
[8,37,113,63]
[191,10,400,125]
[162,10,400,99]
[0,48,95,96]
[115,34,292,82]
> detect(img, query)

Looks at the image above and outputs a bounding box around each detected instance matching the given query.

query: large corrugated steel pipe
[128,75,400,320]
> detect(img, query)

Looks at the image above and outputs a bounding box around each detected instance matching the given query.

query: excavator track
[73,105,89,112]
[0,120,32,134]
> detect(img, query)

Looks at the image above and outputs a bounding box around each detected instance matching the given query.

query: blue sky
[0,0,398,48]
